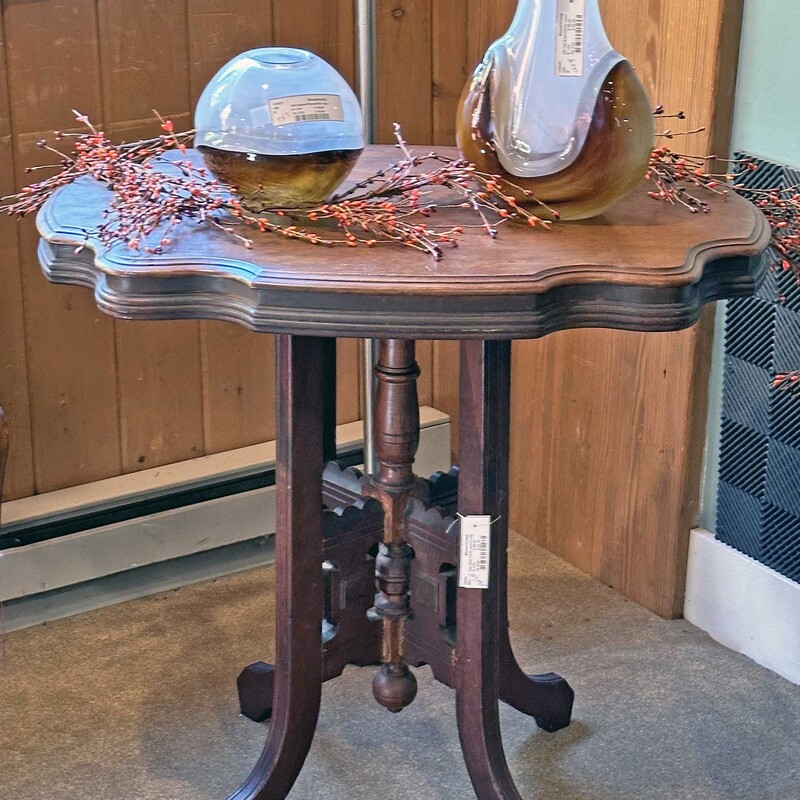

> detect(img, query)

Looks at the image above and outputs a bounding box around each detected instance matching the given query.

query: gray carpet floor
[2,534,799,800]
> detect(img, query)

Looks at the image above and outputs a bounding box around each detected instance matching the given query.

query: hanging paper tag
[268,94,345,126]
[459,515,492,589]
[556,0,586,77]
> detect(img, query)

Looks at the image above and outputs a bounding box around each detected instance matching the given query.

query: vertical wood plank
[374,0,432,144]
[4,0,102,134]
[201,324,276,453]
[188,1,278,455]
[466,0,517,67]
[97,0,204,473]
[431,0,468,146]
[112,319,205,472]
[507,0,745,617]
[188,0,274,104]
[273,0,355,85]
[0,6,34,500]
[4,0,122,493]
[433,340,460,461]
[98,0,190,125]
[416,340,433,407]
[335,339,361,424]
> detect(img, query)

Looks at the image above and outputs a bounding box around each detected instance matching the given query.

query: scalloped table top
[36,146,770,339]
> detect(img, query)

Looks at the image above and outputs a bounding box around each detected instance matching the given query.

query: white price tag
[459,515,492,589]
[268,94,345,126]
[556,0,586,77]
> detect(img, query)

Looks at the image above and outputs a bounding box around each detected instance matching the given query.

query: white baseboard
[0,407,451,630]
[685,528,800,686]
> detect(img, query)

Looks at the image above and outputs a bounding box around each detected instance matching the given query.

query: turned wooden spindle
[365,339,421,712]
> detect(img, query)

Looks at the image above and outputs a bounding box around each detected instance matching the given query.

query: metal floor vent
[716,152,800,583]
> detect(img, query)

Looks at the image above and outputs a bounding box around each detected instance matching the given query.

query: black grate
[716,152,800,583]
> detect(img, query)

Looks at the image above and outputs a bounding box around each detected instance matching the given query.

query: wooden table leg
[322,337,338,463]
[454,340,523,800]
[230,337,572,799]
[237,336,338,722]
[229,335,325,800]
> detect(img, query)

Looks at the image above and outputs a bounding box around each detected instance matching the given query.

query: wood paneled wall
[0,1,743,617]
[506,0,744,619]
[371,0,744,618]
[0,1,434,501]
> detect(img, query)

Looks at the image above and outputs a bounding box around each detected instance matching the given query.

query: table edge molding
[37,235,769,339]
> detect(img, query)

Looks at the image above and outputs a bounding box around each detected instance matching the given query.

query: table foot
[498,663,574,733]
[497,564,574,731]
[237,662,275,723]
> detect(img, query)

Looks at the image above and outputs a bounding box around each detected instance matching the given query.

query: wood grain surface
[38,148,767,295]
[4,0,123,495]
[0,9,33,500]
[0,0,363,498]
[98,0,204,475]
[2,0,748,622]
[376,0,749,616]
[509,0,748,617]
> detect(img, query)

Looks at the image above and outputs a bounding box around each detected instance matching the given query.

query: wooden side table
[37,147,770,800]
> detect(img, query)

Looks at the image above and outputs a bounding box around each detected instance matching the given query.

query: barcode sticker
[268,94,345,126]
[556,0,585,77]
[459,515,492,590]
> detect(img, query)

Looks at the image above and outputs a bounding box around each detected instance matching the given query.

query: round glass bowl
[195,47,365,210]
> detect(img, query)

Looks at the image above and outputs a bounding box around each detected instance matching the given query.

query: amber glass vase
[195,48,364,210]
[457,0,654,220]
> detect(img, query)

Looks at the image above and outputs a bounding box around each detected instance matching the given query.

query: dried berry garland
[2,108,798,279]
[5,108,798,384]
[2,112,555,261]
[0,106,800,393]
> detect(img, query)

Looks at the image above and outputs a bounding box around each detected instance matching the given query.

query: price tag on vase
[269,94,345,126]
[459,515,492,589]
[556,0,586,77]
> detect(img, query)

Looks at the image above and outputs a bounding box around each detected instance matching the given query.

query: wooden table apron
[35,146,770,800]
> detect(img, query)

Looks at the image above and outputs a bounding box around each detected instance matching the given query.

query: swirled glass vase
[195,47,364,210]
[457,0,654,220]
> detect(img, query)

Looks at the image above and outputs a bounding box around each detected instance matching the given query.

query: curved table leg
[495,498,574,730]
[229,335,325,800]
[455,341,524,800]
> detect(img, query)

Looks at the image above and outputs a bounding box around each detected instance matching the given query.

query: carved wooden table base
[34,144,768,800]
[233,337,574,800]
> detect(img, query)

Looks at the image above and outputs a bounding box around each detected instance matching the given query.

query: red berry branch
[650,106,800,283]
[1,108,798,280]
[5,111,195,220]
[1,111,554,262]
[4,107,798,383]
[649,106,800,392]
[773,372,800,393]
